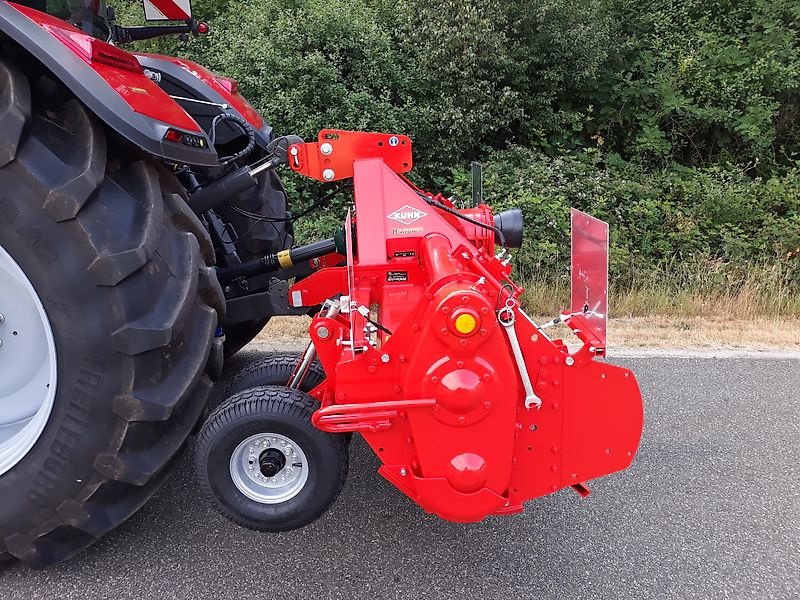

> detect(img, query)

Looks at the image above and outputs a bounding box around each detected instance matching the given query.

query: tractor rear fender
[134,53,274,149]
[0,1,218,166]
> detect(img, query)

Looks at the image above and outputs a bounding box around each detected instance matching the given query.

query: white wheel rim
[0,244,58,476]
[229,433,309,504]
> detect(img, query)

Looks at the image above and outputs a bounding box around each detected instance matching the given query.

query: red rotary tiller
[194,131,643,528]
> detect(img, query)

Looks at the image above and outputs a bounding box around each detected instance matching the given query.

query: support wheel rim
[229,432,309,504]
[0,245,57,476]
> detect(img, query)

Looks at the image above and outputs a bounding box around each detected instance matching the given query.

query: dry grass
[522,259,800,319]
[599,316,798,349]
[256,316,312,343]
[251,256,799,350]
[255,314,800,350]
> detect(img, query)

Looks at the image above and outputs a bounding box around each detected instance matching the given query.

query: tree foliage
[117,0,800,284]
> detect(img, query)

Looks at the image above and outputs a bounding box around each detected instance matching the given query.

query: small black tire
[224,351,326,398]
[194,386,348,531]
[221,353,352,445]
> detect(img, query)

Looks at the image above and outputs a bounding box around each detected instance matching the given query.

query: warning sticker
[386,271,409,282]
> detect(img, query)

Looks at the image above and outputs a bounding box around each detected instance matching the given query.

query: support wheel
[195,386,348,531]
[224,351,326,398]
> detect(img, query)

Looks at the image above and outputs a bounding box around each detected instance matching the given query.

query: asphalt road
[2,351,799,600]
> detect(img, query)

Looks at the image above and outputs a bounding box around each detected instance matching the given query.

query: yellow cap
[454,313,478,335]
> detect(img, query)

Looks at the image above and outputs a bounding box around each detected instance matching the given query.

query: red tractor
[0,0,643,567]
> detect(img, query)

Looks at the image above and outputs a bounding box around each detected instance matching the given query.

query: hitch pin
[498,305,542,410]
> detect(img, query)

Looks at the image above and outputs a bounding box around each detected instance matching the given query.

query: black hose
[420,194,506,247]
[211,113,256,165]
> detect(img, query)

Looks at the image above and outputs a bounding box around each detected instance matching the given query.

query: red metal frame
[289,130,413,182]
[289,131,643,522]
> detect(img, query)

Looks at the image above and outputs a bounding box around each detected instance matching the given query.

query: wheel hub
[258,448,286,477]
[0,245,58,476]
[229,433,308,504]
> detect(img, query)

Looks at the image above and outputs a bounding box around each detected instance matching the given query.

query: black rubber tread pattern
[223,351,326,399]
[0,58,224,568]
[195,386,349,531]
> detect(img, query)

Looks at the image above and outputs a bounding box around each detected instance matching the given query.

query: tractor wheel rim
[229,433,309,504]
[0,244,58,476]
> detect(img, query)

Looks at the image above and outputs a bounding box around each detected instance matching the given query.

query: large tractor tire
[0,59,224,568]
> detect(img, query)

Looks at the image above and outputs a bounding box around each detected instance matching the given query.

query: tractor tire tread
[0,59,224,568]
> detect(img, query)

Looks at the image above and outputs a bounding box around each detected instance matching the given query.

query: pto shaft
[216,237,337,285]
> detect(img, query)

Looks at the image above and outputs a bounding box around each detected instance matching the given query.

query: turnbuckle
[497,300,542,410]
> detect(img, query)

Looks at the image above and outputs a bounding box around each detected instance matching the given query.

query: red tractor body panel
[10,3,201,131]
[0,1,218,165]
[133,53,265,130]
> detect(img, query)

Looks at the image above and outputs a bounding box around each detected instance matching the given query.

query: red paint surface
[136,54,265,130]
[10,3,201,132]
[146,0,190,20]
[290,132,643,523]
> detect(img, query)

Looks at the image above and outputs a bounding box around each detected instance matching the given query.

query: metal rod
[288,303,340,388]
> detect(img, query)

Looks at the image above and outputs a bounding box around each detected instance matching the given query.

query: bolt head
[381,353,390,363]
[322,168,335,181]
[320,142,333,155]
[317,325,331,340]
[565,356,575,366]
[400,468,407,476]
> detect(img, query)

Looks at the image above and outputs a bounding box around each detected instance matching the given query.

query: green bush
[593,0,800,171]
[111,0,800,303]
[447,147,800,285]
[119,0,799,174]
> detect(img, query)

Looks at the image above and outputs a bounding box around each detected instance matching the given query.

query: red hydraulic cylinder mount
[288,130,643,523]
[288,130,413,182]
